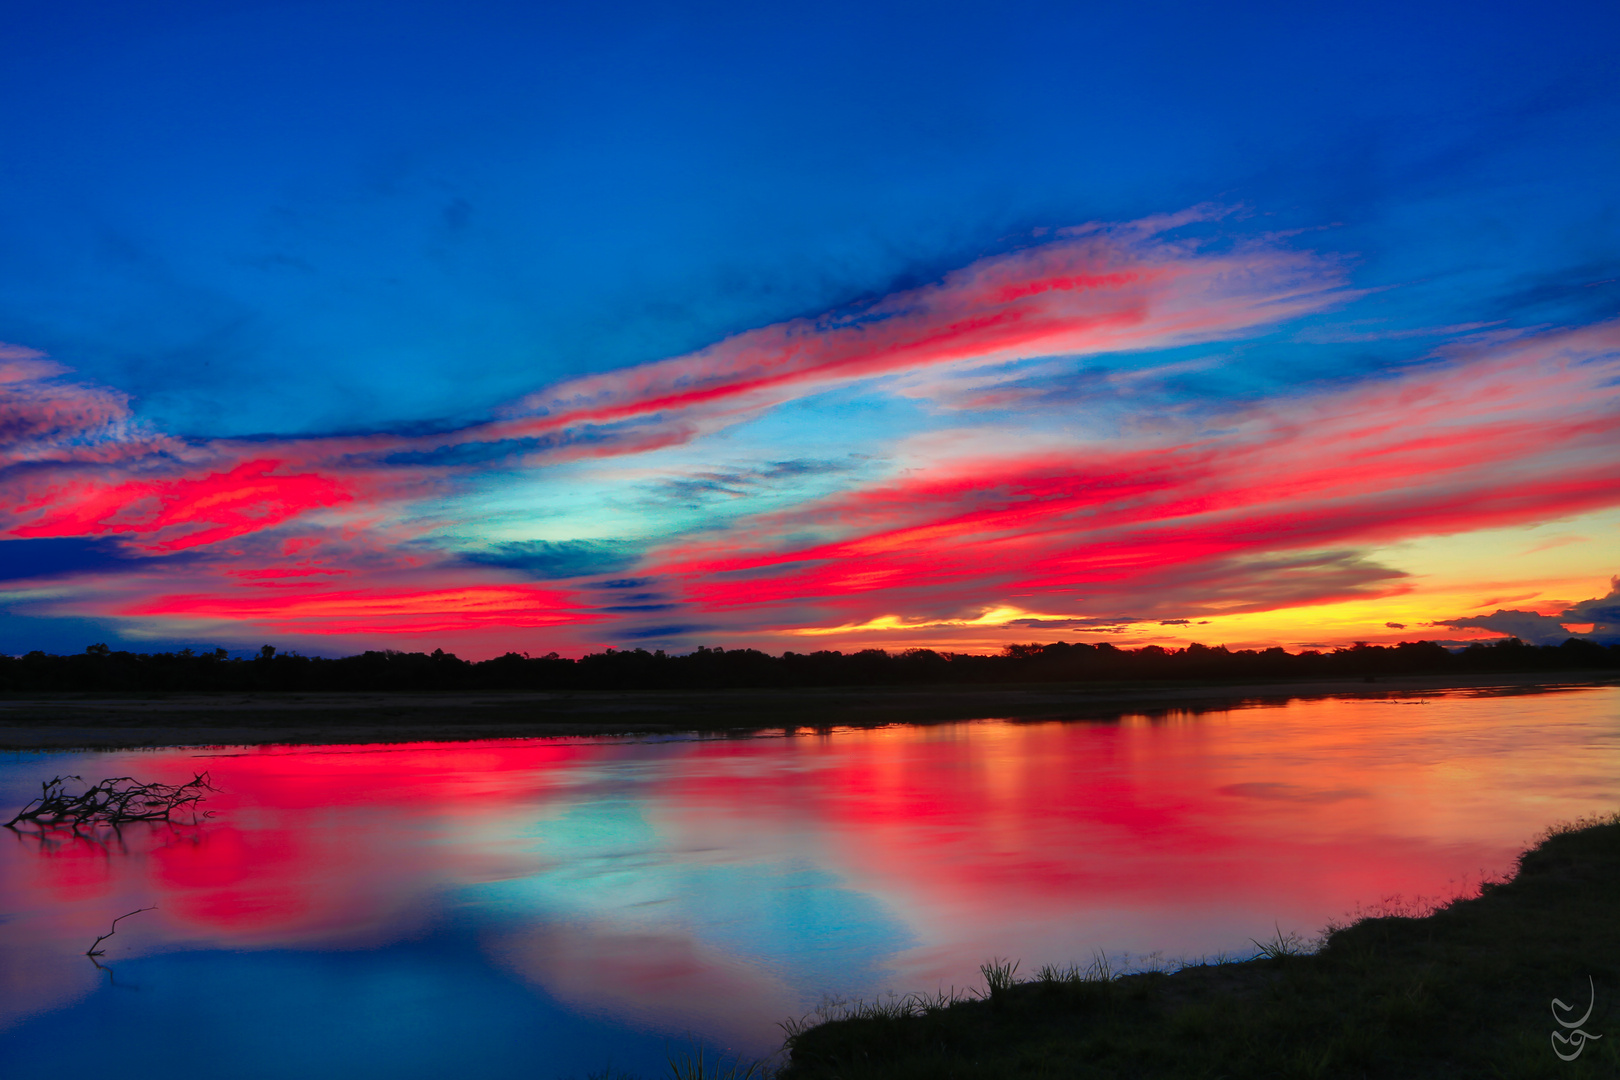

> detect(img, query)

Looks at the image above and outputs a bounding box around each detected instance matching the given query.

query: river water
[1,684,1616,1077]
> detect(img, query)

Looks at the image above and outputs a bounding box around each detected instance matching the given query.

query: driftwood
[4,773,217,829]
[87,906,156,957]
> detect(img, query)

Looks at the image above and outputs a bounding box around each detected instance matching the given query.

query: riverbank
[0,672,1613,749]
[780,813,1620,1079]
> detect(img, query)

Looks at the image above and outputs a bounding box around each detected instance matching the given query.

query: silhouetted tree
[0,634,1612,695]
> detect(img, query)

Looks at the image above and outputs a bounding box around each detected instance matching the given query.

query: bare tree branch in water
[87,906,156,957]
[4,773,217,829]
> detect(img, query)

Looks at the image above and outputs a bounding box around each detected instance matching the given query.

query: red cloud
[10,459,355,552]
[124,582,603,635]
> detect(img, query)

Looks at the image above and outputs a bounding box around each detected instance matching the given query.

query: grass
[779,812,1620,1079]
[664,1042,773,1080]
[561,1044,775,1080]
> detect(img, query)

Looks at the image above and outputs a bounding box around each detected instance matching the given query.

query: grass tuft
[1249,921,1311,960]
[664,1042,771,1080]
[979,957,1020,998]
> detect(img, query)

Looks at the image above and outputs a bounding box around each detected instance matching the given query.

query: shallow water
[1,684,1616,1077]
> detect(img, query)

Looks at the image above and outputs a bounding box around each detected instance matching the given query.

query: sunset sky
[1,0,1617,658]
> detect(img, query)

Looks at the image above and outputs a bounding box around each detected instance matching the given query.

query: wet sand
[0,672,1613,749]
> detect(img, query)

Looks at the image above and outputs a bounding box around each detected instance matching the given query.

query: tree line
[0,636,1615,693]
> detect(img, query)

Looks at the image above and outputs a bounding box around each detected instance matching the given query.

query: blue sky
[1,0,1617,656]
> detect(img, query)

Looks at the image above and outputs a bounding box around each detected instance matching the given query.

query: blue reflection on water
[2,935,676,1079]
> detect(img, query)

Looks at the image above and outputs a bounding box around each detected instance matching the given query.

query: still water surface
[2,685,1617,1077]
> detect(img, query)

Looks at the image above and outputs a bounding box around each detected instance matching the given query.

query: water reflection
[1,686,1616,1078]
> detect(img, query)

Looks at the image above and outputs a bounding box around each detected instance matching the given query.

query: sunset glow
[1,3,1616,659]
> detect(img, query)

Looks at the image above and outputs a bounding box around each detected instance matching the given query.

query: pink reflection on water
[1,685,1617,1040]
[494,920,805,1047]
[637,689,1619,988]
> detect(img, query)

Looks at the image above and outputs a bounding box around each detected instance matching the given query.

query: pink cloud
[0,350,175,466]
[467,221,1346,446]
[10,459,356,552]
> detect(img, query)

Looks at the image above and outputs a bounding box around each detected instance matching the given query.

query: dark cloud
[647,458,862,507]
[1487,261,1620,324]
[1438,609,1577,646]
[1103,549,1406,623]
[1560,576,1620,643]
[656,473,752,503]
[1005,615,1140,630]
[760,458,849,479]
[381,437,547,468]
[615,624,712,640]
[1385,622,1406,629]
[460,539,640,580]
[1438,579,1620,645]
[0,538,143,582]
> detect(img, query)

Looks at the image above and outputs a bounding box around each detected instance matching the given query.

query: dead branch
[86,906,156,957]
[5,773,218,829]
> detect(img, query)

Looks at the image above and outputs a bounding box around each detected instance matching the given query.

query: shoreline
[780,813,1620,1078]
[0,671,1613,750]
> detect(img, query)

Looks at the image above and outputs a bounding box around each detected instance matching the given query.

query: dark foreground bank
[0,673,1614,749]
[779,814,1620,1079]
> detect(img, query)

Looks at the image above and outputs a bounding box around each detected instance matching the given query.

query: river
[2,683,1616,1077]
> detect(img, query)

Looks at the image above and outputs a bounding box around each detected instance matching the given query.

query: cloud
[0,349,175,467]
[1489,259,1620,323]
[1292,321,1498,344]
[465,218,1347,448]
[4,215,1620,654]
[642,457,860,509]
[460,539,642,580]
[11,459,355,553]
[1557,576,1620,643]
[1437,577,1620,645]
[122,583,603,637]
[644,321,1620,634]
[615,623,715,640]
[1005,616,1139,630]
[1437,609,1579,646]
[0,218,1348,566]
[0,537,155,582]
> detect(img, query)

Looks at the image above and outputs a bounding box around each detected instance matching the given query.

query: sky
[1,0,1617,658]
